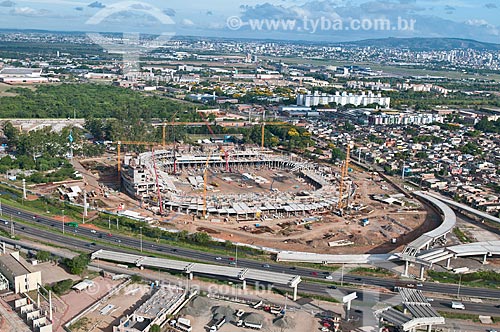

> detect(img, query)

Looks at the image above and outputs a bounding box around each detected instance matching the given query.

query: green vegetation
[50,279,74,295]
[130,274,142,283]
[63,254,90,275]
[350,267,395,277]
[331,147,346,161]
[427,270,500,288]
[0,84,194,119]
[453,227,471,243]
[36,251,51,262]
[438,311,500,323]
[69,317,91,332]
[150,325,161,332]
[475,117,500,134]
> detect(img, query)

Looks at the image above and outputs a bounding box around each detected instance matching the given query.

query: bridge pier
[292,284,298,301]
[242,279,246,290]
[402,261,409,277]
[482,254,488,264]
[419,265,425,280]
[446,257,451,269]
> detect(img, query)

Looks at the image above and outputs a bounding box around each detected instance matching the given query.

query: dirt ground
[28,150,434,255]
[76,283,153,332]
[165,167,433,254]
[31,261,81,285]
[51,277,124,332]
[187,298,324,332]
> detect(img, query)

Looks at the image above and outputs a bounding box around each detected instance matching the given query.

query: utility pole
[0,195,2,217]
[62,209,65,234]
[457,274,462,298]
[140,226,143,253]
[108,216,111,229]
[10,216,14,237]
[116,218,119,230]
[402,161,406,180]
[341,263,344,287]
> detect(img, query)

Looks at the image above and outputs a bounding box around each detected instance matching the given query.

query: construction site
[104,133,429,254]
[21,118,431,254]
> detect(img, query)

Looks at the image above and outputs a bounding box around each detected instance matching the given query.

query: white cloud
[181,18,195,27]
[10,6,49,16]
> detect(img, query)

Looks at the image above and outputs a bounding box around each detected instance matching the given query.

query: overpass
[413,240,500,270]
[400,191,457,278]
[425,192,500,225]
[376,288,445,332]
[91,249,302,300]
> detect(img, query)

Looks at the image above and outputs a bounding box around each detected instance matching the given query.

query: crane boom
[151,146,163,215]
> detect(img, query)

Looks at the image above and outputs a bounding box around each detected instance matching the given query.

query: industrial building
[297,91,391,108]
[0,67,49,84]
[114,285,187,332]
[0,251,42,294]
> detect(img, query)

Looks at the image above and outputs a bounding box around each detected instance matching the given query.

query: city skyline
[0,0,498,43]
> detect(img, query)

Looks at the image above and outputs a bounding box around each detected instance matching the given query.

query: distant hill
[339,37,500,51]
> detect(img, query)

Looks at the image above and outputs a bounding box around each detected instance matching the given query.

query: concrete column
[293,285,298,301]
[482,254,488,264]
[427,324,432,332]
[403,261,409,277]
[446,257,451,269]
[419,265,425,280]
[242,280,246,290]
[188,272,193,280]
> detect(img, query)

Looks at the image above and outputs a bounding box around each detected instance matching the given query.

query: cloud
[206,10,213,16]
[230,0,500,43]
[88,1,105,9]
[10,6,49,16]
[465,19,491,27]
[74,6,83,11]
[0,0,15,7]
[181,18,195,27]
[484,3,497,9]
[163,8,175,17]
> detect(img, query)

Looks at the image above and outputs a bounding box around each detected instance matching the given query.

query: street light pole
[457,274,462,298]
[62,209,65,234]
[140,226,143,253]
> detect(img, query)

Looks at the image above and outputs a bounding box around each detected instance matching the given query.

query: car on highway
[90,230,97,234]
[215,257,222,260]
[229,261,236,265]
[328,285,337,289]
[116,239,121,243]
[325,275,333,280]
[262,264,270,268]
[416,283,423,287]
[451,301,465,310]
[487,329,497,332]
[107,233,112,237]
[229,257,235,261]
[311,272,318,276]
[171,249,177,252]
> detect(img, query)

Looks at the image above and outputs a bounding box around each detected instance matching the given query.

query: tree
[36,251,51,262]
[131,274,142,283]
[150,325,161,332]
[2,121,18,146]
[331,148,346,161]
[63,254,90,275]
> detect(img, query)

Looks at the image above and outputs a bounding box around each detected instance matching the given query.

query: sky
[0,0,499,43]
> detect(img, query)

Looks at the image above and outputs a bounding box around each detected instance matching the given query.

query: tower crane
[337,143,351,211]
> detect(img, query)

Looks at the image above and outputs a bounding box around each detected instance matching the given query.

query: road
[0,203,499,317]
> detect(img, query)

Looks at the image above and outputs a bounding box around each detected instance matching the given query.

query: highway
[0,203,499,316]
